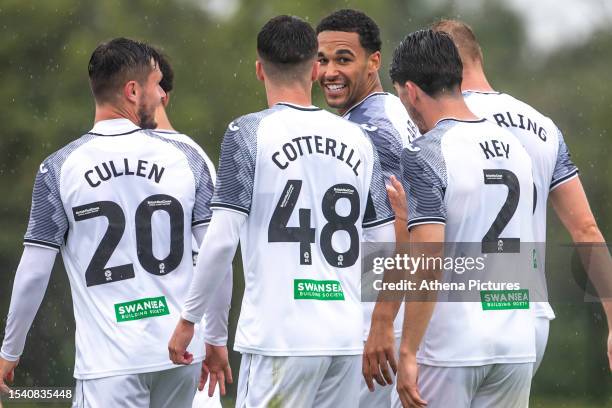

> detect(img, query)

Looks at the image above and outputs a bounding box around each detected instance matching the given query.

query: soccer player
[152,51,226,408]
[168,15,395,407]
[0,38,215,407]
[431,18,612,373]
[389,30,537,407]
[315,9,418,406]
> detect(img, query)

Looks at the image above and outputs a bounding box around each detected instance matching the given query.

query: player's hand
[168,318,195,365]
[363,319,397,391]
[387,175,408,222]
[0,357,18,394]
[396,352,427,408]
[200,343,233,397]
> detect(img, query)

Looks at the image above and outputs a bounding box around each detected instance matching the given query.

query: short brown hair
[431,19,483,66]
[88,37,160,103]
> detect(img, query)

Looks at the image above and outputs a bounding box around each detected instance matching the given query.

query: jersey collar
[88,118,141,136]
[462,89,502,96]
[342,92,388,117]
[276,102,322,111]
[435,117,487,127]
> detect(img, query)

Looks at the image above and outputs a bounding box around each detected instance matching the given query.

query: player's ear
[161,92,170,107]
[406,81,419,105]
[311,60,320,82]
[255,60,265,82]
[367,51,381,72]
[124,80,138,104]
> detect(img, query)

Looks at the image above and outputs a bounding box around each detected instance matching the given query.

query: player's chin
[322,92,348,110]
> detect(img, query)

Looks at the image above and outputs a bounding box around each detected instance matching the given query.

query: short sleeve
[192,156,215,226]
[550,127,578,190]
[363,136,395,229]
[400,143,447,230]
[24,161,68,250]
[363,123,404,183]
[210,119,257,215]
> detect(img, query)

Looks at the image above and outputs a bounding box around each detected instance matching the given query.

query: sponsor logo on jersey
[294,279,345,301]
[39,163,48,174]
[114,296,170,322]
[228,121,240,131]
[480,289,529,310]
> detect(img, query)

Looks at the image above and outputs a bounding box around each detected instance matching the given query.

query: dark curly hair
[316,9,381,54]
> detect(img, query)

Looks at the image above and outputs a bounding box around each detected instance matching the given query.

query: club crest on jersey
[360,123,378,132]
[405,142,421,152]
[228,121,240,132]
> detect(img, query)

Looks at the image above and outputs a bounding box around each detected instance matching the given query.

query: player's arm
[1,158,67,394]
[550,177,612,370]
[394,143,446,408]
[359,136,402,390]
[0,246,57,394]
[169,211,242,360]
[169,118,253,376]
[397,224,443,408]
[548,128,612,370]
[192,225,232,348]
[362,222,397,391]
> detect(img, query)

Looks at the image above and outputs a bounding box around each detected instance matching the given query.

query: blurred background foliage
[0,0,610,406]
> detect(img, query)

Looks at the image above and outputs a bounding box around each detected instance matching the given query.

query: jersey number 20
[72,194,184,287]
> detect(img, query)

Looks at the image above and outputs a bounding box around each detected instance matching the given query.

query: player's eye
[338,57,351,64]
[318,57,328,64]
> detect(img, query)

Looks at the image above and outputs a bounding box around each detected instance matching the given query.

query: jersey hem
[416,354,536,367]
[73,354,205,380]
[407,217,446,229]
[210,202,250,215]
[234,344,363,356]
[550,169,579,191]
[23,239,60,251]
[192,218,212,227]
[363,216,395,229]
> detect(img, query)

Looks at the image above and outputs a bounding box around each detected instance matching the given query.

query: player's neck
[154,105,175,131]
[461,66,495,93]
[266,84,313,109]
[94,104,139,127]
[339,75,384,115]
[425,94,479,131]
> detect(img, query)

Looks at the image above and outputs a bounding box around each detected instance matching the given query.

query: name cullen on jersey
[84,158,165,188]
[272,135,362,176]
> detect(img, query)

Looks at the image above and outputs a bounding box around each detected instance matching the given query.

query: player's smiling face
[317,31,371,113]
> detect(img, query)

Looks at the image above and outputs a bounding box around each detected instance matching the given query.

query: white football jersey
[24,119,215,379]
[211,103,395,356]
[343,92,420,338]
[464,91,579,318]
[401,118,536,366]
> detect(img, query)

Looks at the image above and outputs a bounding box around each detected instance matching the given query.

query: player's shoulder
[223,107,282,144]
[40,132,97,176]
[149,130,215,173]
[466,90,557,130]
